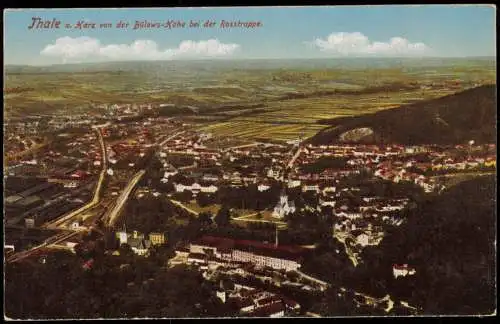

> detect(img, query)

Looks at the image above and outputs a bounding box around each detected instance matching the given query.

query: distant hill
[359,175,496,314]
[5,57,496,74]
[308,84,497,145]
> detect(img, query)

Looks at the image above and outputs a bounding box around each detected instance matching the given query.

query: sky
[3,6,497,65]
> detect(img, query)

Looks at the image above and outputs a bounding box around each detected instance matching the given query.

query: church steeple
[118,223,128,245]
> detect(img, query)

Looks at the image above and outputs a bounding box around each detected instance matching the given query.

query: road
[169,199,199,216]
[92,125,108,204]
[232,216,287,226]
[296,270,329,290]
[333,231,360,267]
[352,292,395,313]
[222,141,286,152]
[287,146,302,169]
[106,169,146,227]
[43,126,107,229]
[178,163,197,170]
[222,142,261,152]
[305,312,322,318]
[232,212,260,220]
[336,283,419,314]
[159,130,186,147]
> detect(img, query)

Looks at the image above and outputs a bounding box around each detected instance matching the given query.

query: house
[190,236,304,272]
[116,229,152,256]
[174,247,190,258]
[174,182,218,193]
[187,252,207,264]
[216,290,227,303]
[258,184,271,192]
[251,302,286,317]
[392,264,416,279]
[239,298,256,313]
[302,183,320,193]
[356,233,370,247]
[128,237,152,256]
[319,198,336,207]
[82,258,94,270]
[267,168,281,179]
[282,297,301,312]
[255,295,282,308]
[287,179,301,188]
[243,175,258,183]
[203,174,219,182]
[149,232,166,246]
[322,186,336,194]
[163,169,178,179]
[484,158,496,168]
[335,211,362,220]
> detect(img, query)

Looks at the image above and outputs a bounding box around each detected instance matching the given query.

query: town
[4,102,496,317]
[5,4,497,318]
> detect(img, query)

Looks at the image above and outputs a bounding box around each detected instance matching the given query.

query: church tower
[280,192,288,206]
[118,223,128,245]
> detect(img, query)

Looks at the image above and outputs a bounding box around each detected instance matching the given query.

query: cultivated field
[5,58,496,142]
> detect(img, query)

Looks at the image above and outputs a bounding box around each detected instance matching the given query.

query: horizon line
[5,56,497,68]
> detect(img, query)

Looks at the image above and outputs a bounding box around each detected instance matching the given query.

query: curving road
[287,147,302,170]
[169,199,199,216]
[159,130,186,147]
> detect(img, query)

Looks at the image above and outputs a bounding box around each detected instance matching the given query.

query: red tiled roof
[392,263,410,270]
[257,295,282,306]
[83,258,94,269]
[196,236,305,255]
[71,170,88,178]
[282,297,299,308]
[250,301,285,317]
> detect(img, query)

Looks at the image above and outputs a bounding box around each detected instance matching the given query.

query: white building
[174,183,218,193]
[287,179,301,188]
[319,199,336,207]
[272,194,296,219]
[335,211,362,220]
[392,264,416,279]
[302,184,320,193]
[258,184,271,192]
[203,174,219,182]
[267,168,281,180]
[189,238,302,272]
[356,233,370,247]
[322,186,336,194]
[216,290,227,303]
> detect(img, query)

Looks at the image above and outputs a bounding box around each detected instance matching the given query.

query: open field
[198,87,465,141]
[5,58,496,142]
[184,201,222,215]
[200,120,326,142]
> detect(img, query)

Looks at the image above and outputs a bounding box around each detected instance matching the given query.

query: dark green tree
[214,206,231,227]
